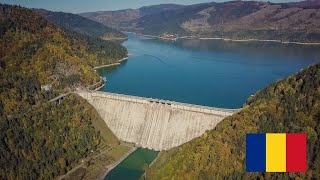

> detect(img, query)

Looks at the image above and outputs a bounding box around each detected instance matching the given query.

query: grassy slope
[147,63,320,179]
[90,111,119,146]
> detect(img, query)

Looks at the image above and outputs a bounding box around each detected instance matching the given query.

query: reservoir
[97,33,320,108]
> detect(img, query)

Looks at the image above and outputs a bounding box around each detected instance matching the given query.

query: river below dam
[105,148,158,180]
[99,33,320,179]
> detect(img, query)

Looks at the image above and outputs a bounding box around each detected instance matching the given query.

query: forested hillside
[147,63,320,179]
[0,4,126,179]
[35,9,126,39]
[0,4,127,96]
[1,94,105,179]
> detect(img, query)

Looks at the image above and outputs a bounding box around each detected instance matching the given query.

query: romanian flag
[246,133,306,172]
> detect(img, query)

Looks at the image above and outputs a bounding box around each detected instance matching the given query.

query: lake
[105,148,158,180]
[97,33,320,108]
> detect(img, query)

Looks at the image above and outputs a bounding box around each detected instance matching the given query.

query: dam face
[77,91,239,151]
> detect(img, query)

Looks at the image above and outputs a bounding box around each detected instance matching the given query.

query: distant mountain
[147,63,320,179]
[81,0,320,42]
[80,4,185,29]
[139,4,186,16]
[35,9,126,39]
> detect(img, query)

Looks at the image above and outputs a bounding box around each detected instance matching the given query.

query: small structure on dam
[77,91,240,151]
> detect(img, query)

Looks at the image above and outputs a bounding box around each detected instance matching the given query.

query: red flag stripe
[286,133,307,172]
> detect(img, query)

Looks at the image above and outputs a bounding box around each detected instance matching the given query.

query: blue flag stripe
[246,134,266,172]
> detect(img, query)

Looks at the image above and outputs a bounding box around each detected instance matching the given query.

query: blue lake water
[97,33,320,108]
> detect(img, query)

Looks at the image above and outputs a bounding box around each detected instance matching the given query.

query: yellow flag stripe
[266,133,286,172]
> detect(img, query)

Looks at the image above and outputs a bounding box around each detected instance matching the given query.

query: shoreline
[93,57,128,70]
[102,37,128,41]
[142,153,160,179]
[126,32,320,45]
[93,62,121,69]
[94,79,105,91]
[98,146,138,180]
[198,37,320,45]
[92,56,129,91]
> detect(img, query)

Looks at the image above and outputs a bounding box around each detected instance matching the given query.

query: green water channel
[105,148,158,180]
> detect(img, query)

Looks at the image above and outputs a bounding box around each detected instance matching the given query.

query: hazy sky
[0,0,303,13]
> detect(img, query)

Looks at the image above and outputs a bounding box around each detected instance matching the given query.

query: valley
[1,1,320,180]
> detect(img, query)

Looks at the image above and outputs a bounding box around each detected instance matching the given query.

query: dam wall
[77,91,239,151]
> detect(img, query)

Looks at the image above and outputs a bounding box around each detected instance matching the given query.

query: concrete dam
[77,91,240,151]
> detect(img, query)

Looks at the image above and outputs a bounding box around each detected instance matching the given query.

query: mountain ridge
[35,9,126,39]
[79,4,186,29]
[81,0,320,42]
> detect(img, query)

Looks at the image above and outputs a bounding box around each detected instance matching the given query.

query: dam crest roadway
[77,91,240,151]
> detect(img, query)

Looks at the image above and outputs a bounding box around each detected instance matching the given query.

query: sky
[0,0,303,13]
